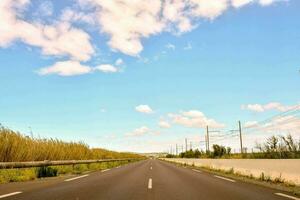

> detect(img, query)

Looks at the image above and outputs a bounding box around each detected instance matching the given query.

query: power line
[244,113,300,134]
[244,105,300,130]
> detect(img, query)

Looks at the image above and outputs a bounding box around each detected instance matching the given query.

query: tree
[212,144,226,158]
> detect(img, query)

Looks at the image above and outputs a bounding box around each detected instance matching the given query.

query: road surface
[0,159,299,200]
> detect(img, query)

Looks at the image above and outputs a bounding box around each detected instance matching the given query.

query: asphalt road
[0,159,299,200]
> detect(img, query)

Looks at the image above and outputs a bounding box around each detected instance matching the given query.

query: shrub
[36,167,58,178]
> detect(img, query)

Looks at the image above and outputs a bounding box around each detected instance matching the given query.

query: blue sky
[0,0,299,152]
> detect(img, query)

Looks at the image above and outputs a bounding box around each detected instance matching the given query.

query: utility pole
[205,126,221,153]
[176,144,178,155]
[205,134,207,152]
[239,121,243,154]
[206,126,210,152]
[185,138,188,152]
[190,141,192,150]
[230,121,244,154]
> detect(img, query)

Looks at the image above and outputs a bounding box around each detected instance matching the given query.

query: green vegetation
[0,161,130,183]
[252,134,300,159]
[166,134,300,159]
[0,126,142,184]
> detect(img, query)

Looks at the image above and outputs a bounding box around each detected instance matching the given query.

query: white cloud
[0,0,94,61]
[115,58,124,66]
[135,105,154,114]
[37,60,92,76]
[245,115,300,133]
[77,0,286,57]
[259,0,276,6]
[241,104,265,112]
[82,0,164,56]
[0,0,289,77]
[190,0,229,20]
[168,110,225,128]
[35,1,53,17]
[60,8,96,25]
[159,120,171,129]
[38,61,120,76]
[244,121,258,128]
[241,102,298,112]
[263,115,300,132]
[231,0,284,8]
[163,0,194,33]
[95,64,119,73]
[125,126,150,137]
[125,126,161,137]
[231,0,254,8]
[165,43,176,50]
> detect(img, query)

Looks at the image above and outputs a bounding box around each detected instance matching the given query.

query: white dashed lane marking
[64,174,89,182]
[275,193,300,200]
[192,169,202,173]
[0,192,22,199]
[148,178,152,189]
[214,175,236,183]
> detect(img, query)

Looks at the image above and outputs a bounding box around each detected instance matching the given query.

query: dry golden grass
[0,126,140,162]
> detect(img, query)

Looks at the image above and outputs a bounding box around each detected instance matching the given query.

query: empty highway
[0,159,298,200]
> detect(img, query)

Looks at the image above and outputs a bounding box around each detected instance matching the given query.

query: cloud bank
[0,0,288,76]
[168,110,225,128]
[241,102,298,112]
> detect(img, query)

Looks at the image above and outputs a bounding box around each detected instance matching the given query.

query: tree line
[166,134,300,159]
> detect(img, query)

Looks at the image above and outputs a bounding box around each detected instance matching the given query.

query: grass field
[0,126,142,183]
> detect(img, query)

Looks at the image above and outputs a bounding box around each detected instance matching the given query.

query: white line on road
[275,193,300,200]
[101,169,110,172]
[214,175,236,183]
[0,192,22,199]
[148,178,152,189]
[192,169,202,173]
[64,174,89,182]
[150,166,152,170]
[116,166,120,169]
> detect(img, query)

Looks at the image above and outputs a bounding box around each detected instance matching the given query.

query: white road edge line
[214,175,236,183]
[192,169,202,173]
[116,166,120,169]
[275,193,300,200]
[148,178,152,189]
[102,169,110,172]
[64,174,89,182]
[0,192,22,199]
[150,166,152,170]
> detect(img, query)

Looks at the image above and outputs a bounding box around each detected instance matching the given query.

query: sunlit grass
[0,126,139,162]
[0,126,142,183]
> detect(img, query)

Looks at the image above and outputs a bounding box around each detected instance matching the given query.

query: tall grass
[0,126,140,162]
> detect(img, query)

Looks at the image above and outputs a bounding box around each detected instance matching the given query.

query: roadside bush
[36,167,58,178]
[212,144,227,158]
